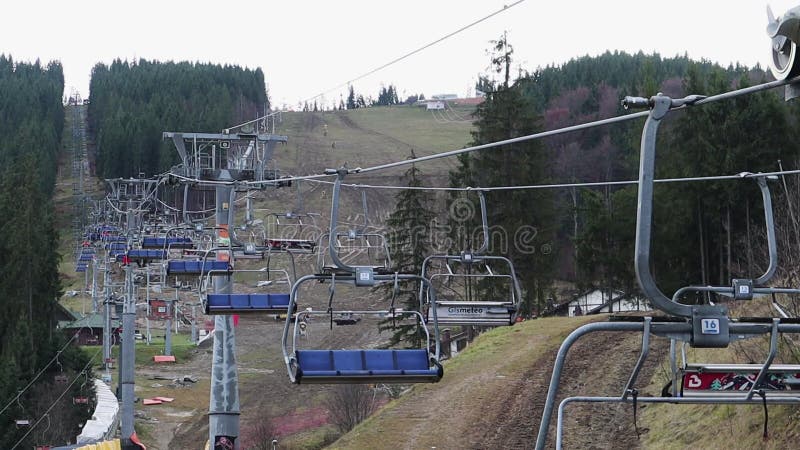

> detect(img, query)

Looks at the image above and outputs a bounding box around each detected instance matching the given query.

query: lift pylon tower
[162,131,288,182]
[105,177,160,213]
[165,127,288,450]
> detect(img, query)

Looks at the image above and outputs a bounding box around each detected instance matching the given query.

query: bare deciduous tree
[240,419,277,450]
[324,384,376,433]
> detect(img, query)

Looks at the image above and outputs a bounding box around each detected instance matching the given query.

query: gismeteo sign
[446,305,487,315]
[434,302,512,325]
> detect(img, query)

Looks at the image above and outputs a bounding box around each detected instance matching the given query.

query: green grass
[641,339,800,449]
[275,105,474,178]
[240,105,476,245]
[82,333,196,367]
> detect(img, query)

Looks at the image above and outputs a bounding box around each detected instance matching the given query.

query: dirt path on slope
[331,317,670,450]
[481,330,669,450]
[336,112,415,151]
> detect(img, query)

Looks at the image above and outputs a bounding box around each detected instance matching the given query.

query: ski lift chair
[265,211,320,253]
[165,230,233,280]
[421,253,521,326]
[419,191,521,326]
[536,85,800,449]
[662,175,800,398]
[282,273,443,384]
[316,179,392,274]
[282,169,442,384]
[200,264,294,315]
[141,236,194,250]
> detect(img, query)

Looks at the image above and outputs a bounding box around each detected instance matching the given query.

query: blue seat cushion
[141,237,160,247]
[364,350,395,370]
[339,370,371,377]
[206,294,232,309]
[297,350,334,371]
[269,294,290,308]
[250,294,269,309]
[333,350,364,371]
[395,350,429,370]
[229,294,250,309]
[168,260,229,273]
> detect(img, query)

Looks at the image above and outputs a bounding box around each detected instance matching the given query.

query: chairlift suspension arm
[671,175,782,301]
[747,319,781,401]
[327,169,355,273]
[328,273,336,330]
[631,95,696,318]
[475,191,489,255]
[755,177,778,285]
[361,189,369,231]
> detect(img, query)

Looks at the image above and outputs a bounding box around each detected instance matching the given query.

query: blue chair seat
[294,349,441,384]
[142,237,194,249]
[127,249,166,260]
[167,260,230,275]
[204,293,292,314]
[269,294,290,308]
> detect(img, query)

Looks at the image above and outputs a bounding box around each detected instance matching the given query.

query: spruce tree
[346,85,357,110]
[450,35,556,316]
[380,151,435,347]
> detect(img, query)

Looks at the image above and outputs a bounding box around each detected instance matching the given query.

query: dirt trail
[331,317,669,450]
[478,329,669,449]
[529,330,668,450]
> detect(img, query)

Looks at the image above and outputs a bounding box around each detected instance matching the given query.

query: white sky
[1,1,795,111]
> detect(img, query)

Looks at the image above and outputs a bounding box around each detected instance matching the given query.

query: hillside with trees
[0,55,92,448]
[455,49,800,312]
[87,59,269,178]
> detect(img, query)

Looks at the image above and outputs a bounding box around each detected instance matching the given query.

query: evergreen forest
[88,59,269,178]
[446,49,800,313]
[0,55,92,448]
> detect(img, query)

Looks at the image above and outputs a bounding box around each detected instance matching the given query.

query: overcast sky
[1,1,795,111]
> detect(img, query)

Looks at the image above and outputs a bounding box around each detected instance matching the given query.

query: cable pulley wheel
[770,34,800,80]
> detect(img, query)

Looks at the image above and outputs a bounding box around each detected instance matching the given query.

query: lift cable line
[299,0,526,105]
[0,328,87,419]
[11,347,102,450]
[304,169,800,192]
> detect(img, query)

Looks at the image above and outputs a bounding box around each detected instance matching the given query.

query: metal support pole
[120,264,136,448]
[91,257,99,313]
[165,299,173,356]
[175,292,179,334]
[191,304,198,344]
[145,271,151,346]
[246,195,252,223]
[208,181,240,449]
[103,262,112,375]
